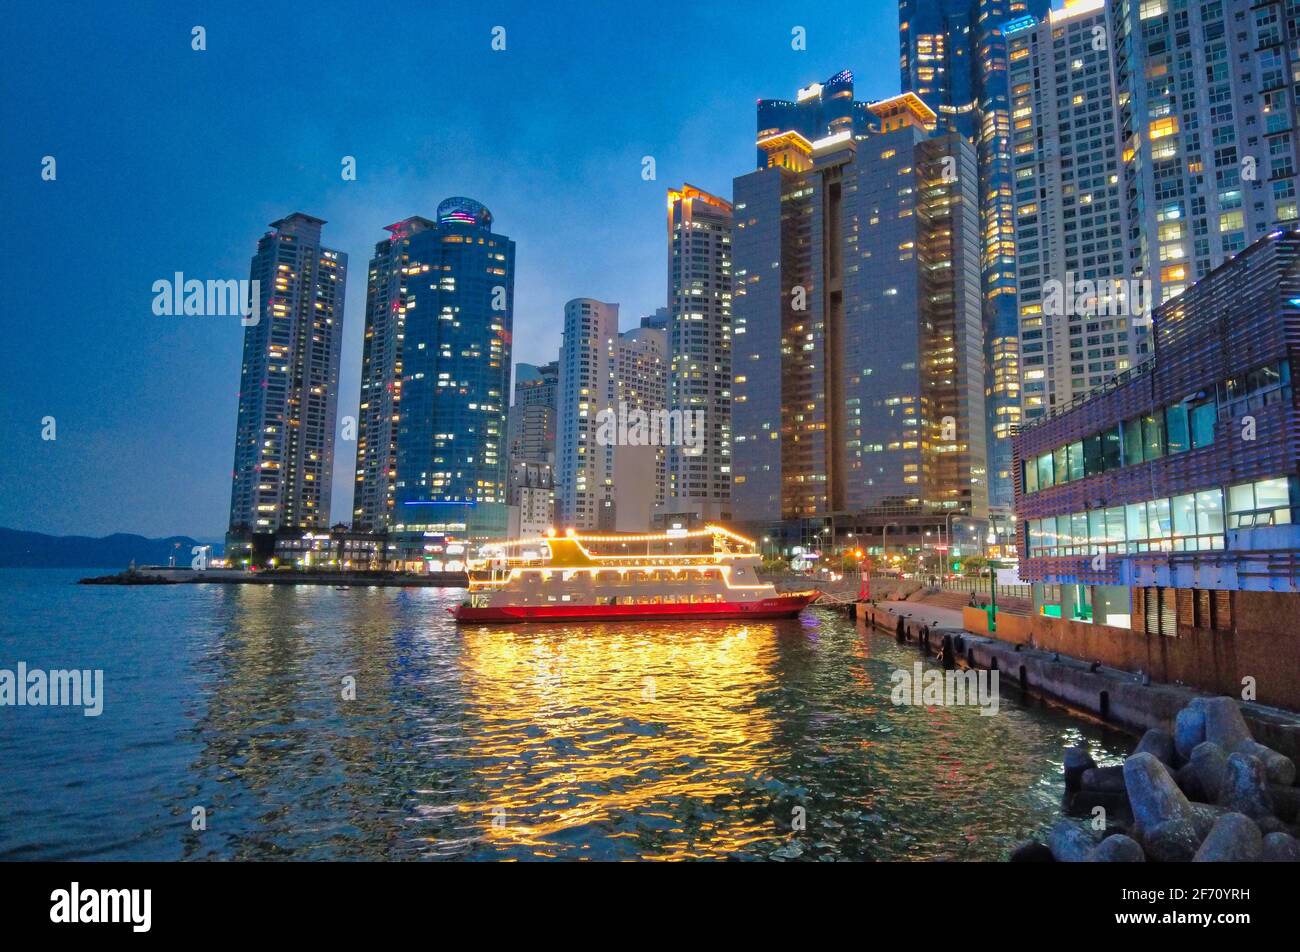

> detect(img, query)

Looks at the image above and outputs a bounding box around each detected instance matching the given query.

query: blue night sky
[0,0,898,538]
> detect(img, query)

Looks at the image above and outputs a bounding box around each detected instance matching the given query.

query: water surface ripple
[0,570,1129,860]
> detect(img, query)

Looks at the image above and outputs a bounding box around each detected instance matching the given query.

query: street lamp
[881,521,899,566]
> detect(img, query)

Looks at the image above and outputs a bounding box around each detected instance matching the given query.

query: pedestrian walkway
[873,600,967,630]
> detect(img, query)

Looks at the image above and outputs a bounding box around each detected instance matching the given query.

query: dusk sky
[1,0,899,538]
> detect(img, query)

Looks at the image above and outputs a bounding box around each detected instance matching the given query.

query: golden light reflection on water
[456,621,784,858]
[148,585,1134,861]
[2,576,1139,861]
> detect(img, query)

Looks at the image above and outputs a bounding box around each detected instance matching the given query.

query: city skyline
[1,1,900,539]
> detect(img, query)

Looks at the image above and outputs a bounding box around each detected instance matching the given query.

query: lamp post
[881,521,899,571]
[985,556,1011,633]
[943,512,960,554]
[988,563,997,631]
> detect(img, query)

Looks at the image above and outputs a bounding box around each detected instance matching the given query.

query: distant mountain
[0,528,222,569]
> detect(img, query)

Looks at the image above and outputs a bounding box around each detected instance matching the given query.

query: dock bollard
[940,634,956,670]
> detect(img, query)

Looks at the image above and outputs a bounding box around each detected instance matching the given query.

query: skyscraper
[507,360,559,465]
[504,363,559,541]
[731,84,988,545]
[755,70,877,165]
[555,299,620,530]
[664,184,733,524]
[555,300,669,531]
[900,0,1051,511]
[228,213,347,553]
[353,215,435,532]
[617,323,668,522]
[391,197,514,552]
[1108,0,1300,306]
[1006,3,1137,419]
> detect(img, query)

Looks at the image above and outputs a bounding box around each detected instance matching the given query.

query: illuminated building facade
[1109,0,1300,309]
[1013,231,1300,705]
[556,300,669,531]
[617,324,668,518]
[506,460,555,540]
[754,70,875,167]
[556,299,620,530]
[665,184,733,524]
[228,213,347,553]
[392,197,514,549]
[352,215,435,532]
[900,0,1051,512]
[507,360,559,465]
[1006,4,1140,420]
[732,83,988,549]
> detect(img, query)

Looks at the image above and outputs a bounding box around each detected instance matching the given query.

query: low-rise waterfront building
[1012,230,1300,706]
[272,524,386,570]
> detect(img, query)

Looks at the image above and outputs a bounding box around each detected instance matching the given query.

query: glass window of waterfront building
[1026,476,1298,558]
[1165,403,1189,455]
[1021,360,1292,496]
[1190,401,1216,449]
[1227,477,1295,529]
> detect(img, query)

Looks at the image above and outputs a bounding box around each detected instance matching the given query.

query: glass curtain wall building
[392,198,515,556]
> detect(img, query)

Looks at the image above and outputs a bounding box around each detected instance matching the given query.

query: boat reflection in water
[454,619,786,858]
[0,569,1129,861]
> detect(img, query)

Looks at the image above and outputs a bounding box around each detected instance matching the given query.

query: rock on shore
[1047,820,1098,862]
[1086,834,1145,862]
[1193,813,1262,862]
[1028,694,1300,863]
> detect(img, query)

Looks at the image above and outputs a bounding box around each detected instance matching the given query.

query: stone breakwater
[1015,696,1300,862]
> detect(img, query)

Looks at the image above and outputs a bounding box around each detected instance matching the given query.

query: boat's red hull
[452,592,819,624]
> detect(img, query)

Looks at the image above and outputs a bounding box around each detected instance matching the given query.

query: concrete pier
[855,600,1300,760]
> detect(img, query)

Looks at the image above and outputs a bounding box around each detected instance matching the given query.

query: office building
[732,83,988,554]
[900,0,1052,511]
[664,184,733,524]
[391,197,514,554]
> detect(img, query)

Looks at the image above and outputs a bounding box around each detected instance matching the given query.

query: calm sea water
[0,569,1129,861]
